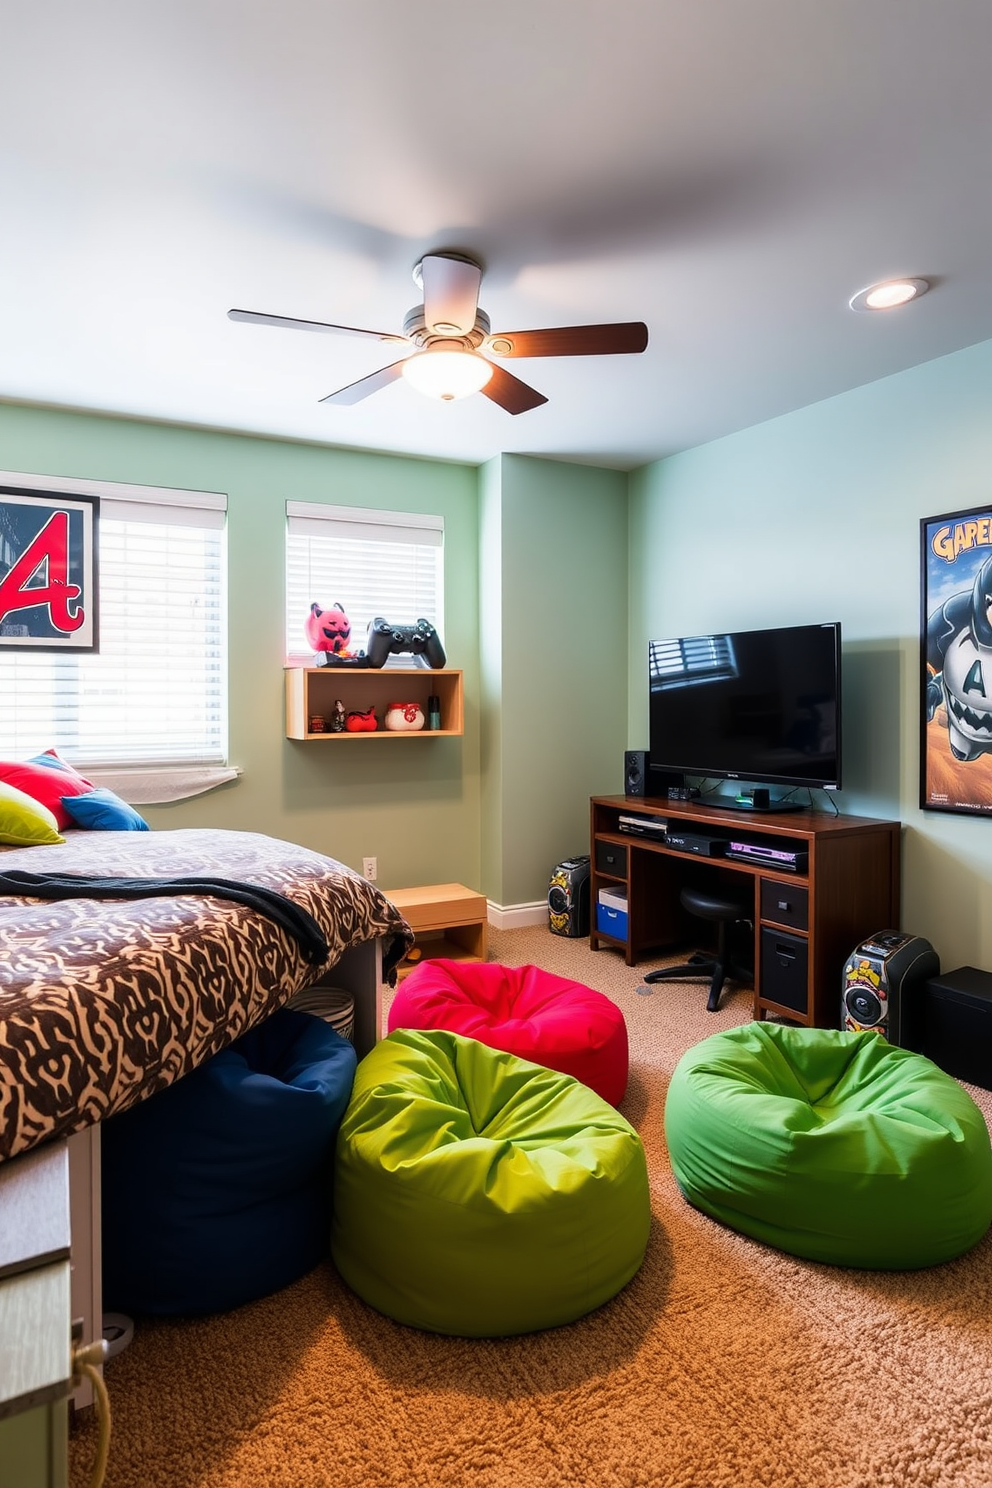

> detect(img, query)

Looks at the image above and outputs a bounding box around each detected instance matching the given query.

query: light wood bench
[382,884,489,980]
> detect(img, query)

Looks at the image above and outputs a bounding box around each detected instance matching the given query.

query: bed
[0,827,413,1167]
[0,825,415,1423]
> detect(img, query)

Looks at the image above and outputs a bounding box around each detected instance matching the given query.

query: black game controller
[365,617,446,669]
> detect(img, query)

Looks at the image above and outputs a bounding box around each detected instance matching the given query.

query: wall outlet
[362,856,377,881]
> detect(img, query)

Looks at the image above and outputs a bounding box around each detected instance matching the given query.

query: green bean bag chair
[331,1028,650,1335]
[664,1023,992,1269]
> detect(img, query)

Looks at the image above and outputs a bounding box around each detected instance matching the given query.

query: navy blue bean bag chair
[101,1008,357,1315]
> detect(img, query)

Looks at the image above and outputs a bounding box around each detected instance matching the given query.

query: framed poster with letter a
[921,504,992,815]
[0,485,99,651]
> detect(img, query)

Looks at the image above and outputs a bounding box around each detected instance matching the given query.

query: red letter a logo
[0,511,85,633]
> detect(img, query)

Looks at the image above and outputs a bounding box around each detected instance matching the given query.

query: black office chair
[642,885,753,1013]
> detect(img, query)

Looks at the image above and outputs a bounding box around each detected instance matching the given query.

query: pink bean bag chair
[387,959,629,1105]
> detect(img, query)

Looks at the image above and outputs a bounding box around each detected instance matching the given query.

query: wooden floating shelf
[285,667,464,741]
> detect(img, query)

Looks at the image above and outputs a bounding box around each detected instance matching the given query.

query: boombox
[841,930,940,1046]
[548,856,590,938]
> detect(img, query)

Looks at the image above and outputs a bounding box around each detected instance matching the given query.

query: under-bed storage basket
[101,1008,357,1315]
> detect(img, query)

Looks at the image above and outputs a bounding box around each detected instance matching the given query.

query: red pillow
[0,759,93,829]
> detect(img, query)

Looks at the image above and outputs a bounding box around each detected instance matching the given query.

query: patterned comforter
[0,828,413,1164]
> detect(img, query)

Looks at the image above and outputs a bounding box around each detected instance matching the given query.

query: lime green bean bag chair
[664,1023,992,1269]
[331,1028,651,1335]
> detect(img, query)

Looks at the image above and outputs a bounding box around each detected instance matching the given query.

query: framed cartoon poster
[0,485,99,650]
[921,505,992,814]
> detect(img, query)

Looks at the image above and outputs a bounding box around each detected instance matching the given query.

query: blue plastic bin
[597,887,628,941]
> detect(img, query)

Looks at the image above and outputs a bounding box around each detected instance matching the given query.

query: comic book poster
[0,487,98,650]
[921,505,992,814]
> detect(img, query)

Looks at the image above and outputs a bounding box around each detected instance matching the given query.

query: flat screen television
[648,621,842,794]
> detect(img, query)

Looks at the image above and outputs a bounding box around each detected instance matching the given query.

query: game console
[664,830,726,858]
[618,814,668,841]
[365,617,446,669]
[726,840,809,873]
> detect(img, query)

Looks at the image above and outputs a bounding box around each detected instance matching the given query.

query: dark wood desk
[590,795,901,1029]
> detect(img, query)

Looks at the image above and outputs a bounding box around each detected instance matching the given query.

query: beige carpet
[70,928,992,1488]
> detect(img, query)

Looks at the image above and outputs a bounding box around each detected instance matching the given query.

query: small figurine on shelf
[330,699,346,733]
[345,706,378,733]
[305,601,367,666]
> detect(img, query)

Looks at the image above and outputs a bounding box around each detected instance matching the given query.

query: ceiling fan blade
[419,253,483,335]
[479,363,548,415]
[319,359,409,406]
[228,308,407,343]
[486,322,649,358]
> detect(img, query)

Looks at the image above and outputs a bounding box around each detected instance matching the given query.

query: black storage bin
[760,928,809,1015]
[922,966,992,1090]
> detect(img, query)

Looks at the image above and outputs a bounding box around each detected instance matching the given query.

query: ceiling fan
[228,250,648,414]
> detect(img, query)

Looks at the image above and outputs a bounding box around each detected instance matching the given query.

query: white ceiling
[3,1,992,472]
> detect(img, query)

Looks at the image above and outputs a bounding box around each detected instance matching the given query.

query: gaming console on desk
[365,617,447,669]
[665,829,726,858]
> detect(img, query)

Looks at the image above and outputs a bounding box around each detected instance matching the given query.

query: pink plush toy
[305,602,352,656]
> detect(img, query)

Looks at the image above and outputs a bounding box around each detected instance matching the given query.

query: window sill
[83,765,241,804]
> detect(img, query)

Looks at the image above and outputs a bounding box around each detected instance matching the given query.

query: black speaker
[841,931,939,1046]
[624,750,648,797]
[548,856,590,938]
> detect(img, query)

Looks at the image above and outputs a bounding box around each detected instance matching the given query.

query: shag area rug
[70,926,992,1488]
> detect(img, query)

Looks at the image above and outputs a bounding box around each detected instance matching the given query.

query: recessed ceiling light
[849,278,930,313]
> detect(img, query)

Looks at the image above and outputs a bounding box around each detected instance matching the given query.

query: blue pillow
[61,787,150,831]
[28,749,92,784]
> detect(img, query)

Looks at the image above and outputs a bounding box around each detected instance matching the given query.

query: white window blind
[286,501,443,664]
[0,473,228,767]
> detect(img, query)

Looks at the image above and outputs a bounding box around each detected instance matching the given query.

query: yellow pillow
[0,780,65,846]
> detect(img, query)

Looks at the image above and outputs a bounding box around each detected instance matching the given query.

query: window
[285,501,444,665]
[0,473,228,768]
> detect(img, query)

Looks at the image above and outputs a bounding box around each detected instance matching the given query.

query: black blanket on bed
[0,871,330,965]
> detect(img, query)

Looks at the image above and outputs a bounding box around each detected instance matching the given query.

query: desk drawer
[760,928,808,1015]
[760,880,809,931]
[595,840,628,877]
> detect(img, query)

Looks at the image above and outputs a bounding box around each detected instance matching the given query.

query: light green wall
[478,456,505,899]
[480,454,629,907]
[0,403,481,889]
[15,327,989,940]
[628,335,992,969]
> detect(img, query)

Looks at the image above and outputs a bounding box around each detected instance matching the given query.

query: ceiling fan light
[849,277,930,313]
[402,350,493,401]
